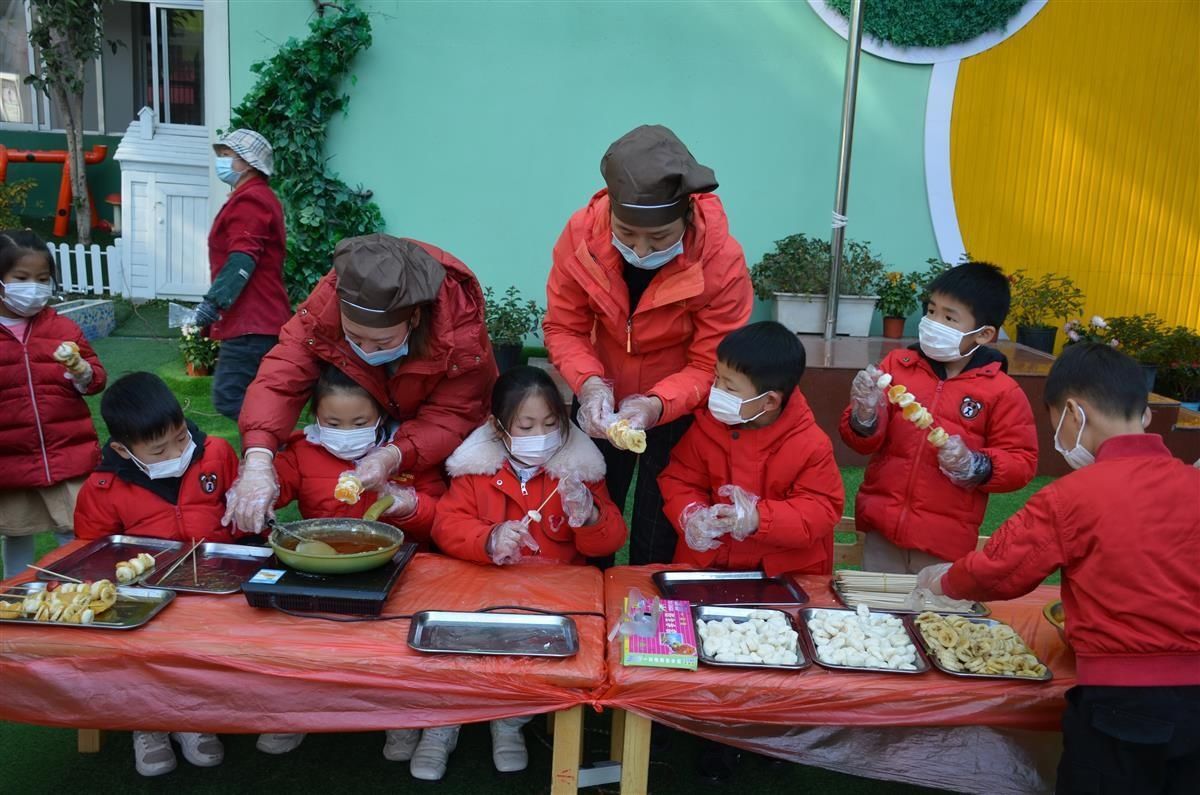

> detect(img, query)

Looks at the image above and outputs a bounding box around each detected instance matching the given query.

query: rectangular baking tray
[831,579,989,617]
[407,611,579,657]
[691,605,810,670]
[36,535,184,585]
[147,542,275,594]
[653,570,809,607]
[799,607,930,675]
[0,582,175,630]
[910,615,1053,682]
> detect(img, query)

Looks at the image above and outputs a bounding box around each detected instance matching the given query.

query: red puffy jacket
[74,428,246,543]
[274,430,446,548]
[432,424,627,565]
[0,308,106,489]
[943,434,1200,686]
[659,390,844,576]
[238,240,498,474]
[543,191,753,424]
[838,346,1038,561]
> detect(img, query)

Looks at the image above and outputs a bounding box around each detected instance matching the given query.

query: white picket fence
[48,240,125,296]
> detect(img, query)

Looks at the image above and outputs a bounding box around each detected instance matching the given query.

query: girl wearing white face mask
[0,230,107,578]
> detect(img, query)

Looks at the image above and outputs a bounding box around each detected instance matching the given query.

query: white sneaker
[382,729,420,762]
[409,725,460,781]
[171,732,224,767]
[133,731,176,777]
[256,733,306,755]
[490,718,529,772]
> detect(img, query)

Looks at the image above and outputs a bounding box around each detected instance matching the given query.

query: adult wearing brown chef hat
[544,124,753,566]
[223,233,497,534]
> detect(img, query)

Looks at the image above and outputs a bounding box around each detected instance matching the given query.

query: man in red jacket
[917,343,1200,794]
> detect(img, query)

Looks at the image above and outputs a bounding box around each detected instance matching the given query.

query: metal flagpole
[824,0,866,341]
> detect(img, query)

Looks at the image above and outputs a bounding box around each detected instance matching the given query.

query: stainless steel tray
[910,615,1053,682]
[147,542,275,594]
[799,607,930,675]
[653,570,809,607]
[36,535,184,585]
[692,605,810,670]
[0,582,175,630]
[407,611,579,657]
[831,579,989,617]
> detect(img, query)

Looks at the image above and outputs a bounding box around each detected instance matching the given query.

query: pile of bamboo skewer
[834,571,980,614]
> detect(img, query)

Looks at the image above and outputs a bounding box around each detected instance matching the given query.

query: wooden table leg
[619,711,651,795]
[77,729,104,753]
[610,708,626,763]
[550,705,584,794]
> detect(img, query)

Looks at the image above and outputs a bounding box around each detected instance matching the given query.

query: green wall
[0,131,123,232]
[228,0,937,320]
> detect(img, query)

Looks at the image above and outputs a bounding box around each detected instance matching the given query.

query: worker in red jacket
[839,263,1038,572]
[224,234,496,534]
[0,229,106,576]
[659,322,844,576]
[917,343,1200,794]
[544,125,753,565]
[193,129,292,421]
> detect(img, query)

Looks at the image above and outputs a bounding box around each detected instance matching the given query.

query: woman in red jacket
[0,230,106,576]
[223,233,497,535]
[544,125,753,565]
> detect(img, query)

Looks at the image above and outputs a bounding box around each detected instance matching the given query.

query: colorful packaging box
[621,597,698,670]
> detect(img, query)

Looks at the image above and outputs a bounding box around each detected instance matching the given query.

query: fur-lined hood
[445,422,606,482]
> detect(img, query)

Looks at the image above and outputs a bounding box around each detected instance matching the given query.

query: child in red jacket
[839,262,1037,572]
[72,371,238,777]
[0,230,106,577]
[659,321,844,575]
[917,343,1200,793]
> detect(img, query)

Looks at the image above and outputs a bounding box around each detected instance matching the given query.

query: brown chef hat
[601,125,718,227]
[333,234,446,328]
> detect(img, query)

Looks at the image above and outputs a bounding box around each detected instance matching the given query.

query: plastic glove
[915,562,954,596]
[558,474,595,528]
[353,444,402,491]
[936,435,993,487]
[63,360,94,392]
[615,393,663,431]
[377,482,418,519]
[681,502,734,552]
[221,454,279,534]
[487,520,541,566]
[717,484,760,541]
[193,299,220,329]
[576,377,617,438]
[850,364,887,426]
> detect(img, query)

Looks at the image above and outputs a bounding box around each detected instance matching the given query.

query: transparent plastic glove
[850,364,887,426]
[377,482,418,519]
[615,393,663,431]
[487,520,541,566]
[916,563,954,596]
[936,435,993,487]
[558,474,595,528]
[63,360,94,392]
[717,484,760,541]
[221,454,279,534]
[577,376,617,438]
[353,444,402,491]
[681,502,733,552]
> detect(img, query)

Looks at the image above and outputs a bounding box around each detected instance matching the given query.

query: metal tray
[910,615,1053,682]
[0,582,175,630]
[36,535,184,585]
[147,542,275,594]
[830,579,989,617]
[407,611,579,657]
[692,605,810,670]
[653,570,809,607]
[799,607,929,675]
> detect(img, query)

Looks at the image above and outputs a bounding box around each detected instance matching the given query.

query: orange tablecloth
[0,546,607,733]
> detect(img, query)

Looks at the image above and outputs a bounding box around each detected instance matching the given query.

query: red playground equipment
[0,144,112,236]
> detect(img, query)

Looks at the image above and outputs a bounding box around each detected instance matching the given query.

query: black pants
[212,334,278,421]
[1058,685,1200,794]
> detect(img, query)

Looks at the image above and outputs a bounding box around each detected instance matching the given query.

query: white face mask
[919,316,986,363]
[708,385,769,426]
[1054,404,1095,470]
[126,433,197,480]
[611,233,684,271]
[504,428,564,467]
[1,281,52,317]
[313,420,381,461]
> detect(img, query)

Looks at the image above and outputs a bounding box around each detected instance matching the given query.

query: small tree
[25,0,112,244]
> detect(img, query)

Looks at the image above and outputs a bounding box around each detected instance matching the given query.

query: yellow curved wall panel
[951,0,1199,339]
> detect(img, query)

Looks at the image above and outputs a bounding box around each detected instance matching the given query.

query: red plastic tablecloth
[0,546,607,733]
[599,566,1076,731]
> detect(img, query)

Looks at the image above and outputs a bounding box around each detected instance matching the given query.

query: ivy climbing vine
[229,3,383,300]
[827,0,1027,49]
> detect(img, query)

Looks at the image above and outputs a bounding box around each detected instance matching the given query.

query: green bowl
[269,518,403,575]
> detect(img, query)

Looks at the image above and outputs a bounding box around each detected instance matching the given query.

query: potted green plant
[875,271,919,338]
[1102,314,1168,393]
[1007,271,1085,353]
[484,286,543,373]
[1153,326,1200,404]
[750,233,884,336]
[179,323,220,377]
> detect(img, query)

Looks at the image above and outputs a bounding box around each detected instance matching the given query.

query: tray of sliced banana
[911,612,1052,681]
[0,579,174,629]
[35,535,183,585]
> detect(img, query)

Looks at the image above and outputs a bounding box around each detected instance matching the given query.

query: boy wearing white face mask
[839,262,1038,573]
[916,343,1200,793]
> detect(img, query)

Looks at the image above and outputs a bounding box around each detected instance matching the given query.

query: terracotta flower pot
[882,316,906,339]
[186,362,211,377]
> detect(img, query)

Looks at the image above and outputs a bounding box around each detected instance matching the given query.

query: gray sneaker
[133,731,177,777]
[382,729,420,762]
[171,732,224,767]
[409,725,460,781]
[256,733,306,755]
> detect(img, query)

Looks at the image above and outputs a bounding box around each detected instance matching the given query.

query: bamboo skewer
[26,564,83,583]
[521,485,561,527]
[154,539,202,586]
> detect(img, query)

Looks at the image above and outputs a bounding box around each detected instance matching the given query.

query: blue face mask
[611,233,684,271]
[348,334,409,366]
[215,156,240,186]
